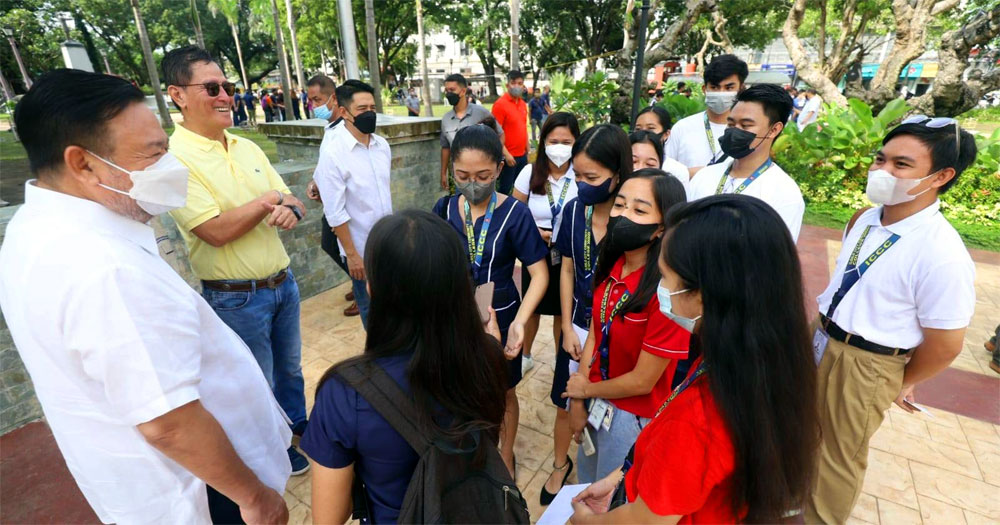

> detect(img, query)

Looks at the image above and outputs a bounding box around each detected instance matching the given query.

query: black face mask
[351,110,377,134]
[446,92,461,106]
[719,126,769,159]
[606,215,660,253]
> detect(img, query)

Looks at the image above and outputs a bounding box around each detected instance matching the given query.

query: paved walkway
[2,225,998,524]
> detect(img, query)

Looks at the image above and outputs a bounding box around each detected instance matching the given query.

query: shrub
[550,72,619,125]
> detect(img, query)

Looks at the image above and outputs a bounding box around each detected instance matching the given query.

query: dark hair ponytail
[452,123,504,165]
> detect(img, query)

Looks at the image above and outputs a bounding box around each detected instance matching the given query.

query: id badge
[601,404,615,432]
[549,246,562,265]
[813,328,830,365]
[588,399,609,429]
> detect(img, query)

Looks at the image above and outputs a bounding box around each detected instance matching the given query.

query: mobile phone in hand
[903,399,934,417]
[474,282,495,323]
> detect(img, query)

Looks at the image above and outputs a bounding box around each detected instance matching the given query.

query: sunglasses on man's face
[177,81,237,97]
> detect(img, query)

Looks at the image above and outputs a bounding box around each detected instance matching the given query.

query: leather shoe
[345,290,355,301]
[344,302,360,316]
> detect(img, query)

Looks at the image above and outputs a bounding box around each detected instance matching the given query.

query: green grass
[959,106,1000,135]
[804,200,1000,252]
[0,131,26,161]
[382,102,493,117]
[227,127,279,163]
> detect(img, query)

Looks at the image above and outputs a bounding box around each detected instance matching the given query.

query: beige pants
[804,330,906,524]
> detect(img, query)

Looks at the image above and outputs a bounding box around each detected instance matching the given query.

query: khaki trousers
[805,330,906,524]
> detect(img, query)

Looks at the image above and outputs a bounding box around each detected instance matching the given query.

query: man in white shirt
[797,88,823,131]
[686,84,805,240]
[664,54,747,178]
[805,118,978,524]
[0,69,290,524]
[312,79,393,329]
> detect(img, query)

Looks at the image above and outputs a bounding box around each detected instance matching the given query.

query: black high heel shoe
[539,456,574,506]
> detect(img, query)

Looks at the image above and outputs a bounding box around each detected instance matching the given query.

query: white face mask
[88,151,190,216]
[865,168,935,206]
[546,143,573,167]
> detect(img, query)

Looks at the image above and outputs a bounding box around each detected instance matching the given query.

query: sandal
[539,456,574,506]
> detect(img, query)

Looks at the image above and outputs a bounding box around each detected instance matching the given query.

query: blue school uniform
[433,194,548,387]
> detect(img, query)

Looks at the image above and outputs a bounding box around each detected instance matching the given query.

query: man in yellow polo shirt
[162,46,310,475]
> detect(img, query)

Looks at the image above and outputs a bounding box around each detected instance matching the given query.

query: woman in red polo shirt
[563,169,688,484]
[568,195,820,524]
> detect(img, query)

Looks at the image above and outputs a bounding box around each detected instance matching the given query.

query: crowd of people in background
[0,45,983,525]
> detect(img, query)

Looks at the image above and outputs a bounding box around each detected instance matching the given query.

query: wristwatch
[284,204,303,220]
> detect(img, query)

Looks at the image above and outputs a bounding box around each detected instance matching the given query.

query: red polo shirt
[491,92,528,157]
[589,257,690,418]
[625,361,742,522]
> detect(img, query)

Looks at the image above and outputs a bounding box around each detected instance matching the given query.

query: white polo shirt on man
[816,201,976,349]
[312,123,393,259]
[663,110,726,168]
[0,182,292,524]
[686,157,805,241]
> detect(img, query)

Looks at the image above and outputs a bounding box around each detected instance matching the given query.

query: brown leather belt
[202,269,288,292]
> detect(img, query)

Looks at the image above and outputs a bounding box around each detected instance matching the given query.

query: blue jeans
[577,403,649,484]
[202,269,306,427]
[351,277,371,329]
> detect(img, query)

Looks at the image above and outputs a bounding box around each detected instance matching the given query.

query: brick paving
[2,224,998,524]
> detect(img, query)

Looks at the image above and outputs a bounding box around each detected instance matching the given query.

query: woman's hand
[485,307,501,342]
[504,321,525,360]
[569,399,588,443]
[562,323,583,360]
[539,229,553,245]
[563,372,591,399]
[572,469,622,516]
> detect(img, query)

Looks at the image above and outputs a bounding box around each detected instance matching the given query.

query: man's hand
[894,384,917,413]
[282,194,307,218]
[562,324,583,360]
[504,150,516,167]
[264,204,299,230]
[239,485,289,525]
[306,180,322,202]
[346,251,365,281]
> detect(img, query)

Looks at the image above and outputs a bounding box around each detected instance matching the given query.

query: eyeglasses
[176,81,237,97]
[900,114,960,160]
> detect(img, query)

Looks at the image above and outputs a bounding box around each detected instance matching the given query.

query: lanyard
[583,206,595,274]
[546,178,571,220]
[595,279,631,381]
[703,113,718,157]
[715,158,772,195]
[825,225,901,318]
[464,193,498,274]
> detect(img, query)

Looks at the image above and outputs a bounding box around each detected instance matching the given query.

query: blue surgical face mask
[657,282,701,333]
[313,95,334,121]
[576,178,613,205]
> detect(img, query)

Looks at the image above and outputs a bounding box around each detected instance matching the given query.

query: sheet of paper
[537,483,591,525]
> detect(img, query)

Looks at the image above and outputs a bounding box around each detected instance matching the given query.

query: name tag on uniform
[588,398,610,429]
[813,328,830,365]
[549,246,562,266]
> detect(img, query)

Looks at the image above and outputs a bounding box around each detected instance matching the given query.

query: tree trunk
[130,0,172,128]
[191,0,206,48]
[284,0,306,90]
[416,0,433,116]
[73,12,104,74]
[510,0,520,71]
[782,0,848,105]
[270,0,295,120]
[485,25,499,96]
[364,0,383,112]
[641,0,712,69]
[230,21,250,91]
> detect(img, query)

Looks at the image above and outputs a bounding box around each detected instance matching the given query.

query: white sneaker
[521,356,535,375]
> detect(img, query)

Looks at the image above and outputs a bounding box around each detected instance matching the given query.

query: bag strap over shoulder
[336,361,431,453]
[846,206,872,237]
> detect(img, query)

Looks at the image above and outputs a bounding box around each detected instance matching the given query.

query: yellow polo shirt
[168,124,291,281]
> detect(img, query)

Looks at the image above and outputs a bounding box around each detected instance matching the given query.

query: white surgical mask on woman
[546,144,573,167]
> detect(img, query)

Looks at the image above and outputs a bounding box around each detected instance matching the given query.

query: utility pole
[2,27,32,89]
[363,0,383,112]
[337,0,360,78]
[510,0,520,71]
[416,0,433,116]
[629,0,651,126]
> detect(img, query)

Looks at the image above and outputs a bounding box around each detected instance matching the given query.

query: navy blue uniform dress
[433,194,548,388]
[550,197,601,408]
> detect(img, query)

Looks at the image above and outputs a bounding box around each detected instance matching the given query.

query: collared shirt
[440,102,502,148]
[492,92,529,156]
[313,124,393,259]
[0,182,292,524]
[816,201,976,349]
[554,198,600,330]
[405,95,420,112]
[168,123,292,280]
[664,111,726,168]
[661,156,690,194]
[513,163,577,234]
[686,157,805,241]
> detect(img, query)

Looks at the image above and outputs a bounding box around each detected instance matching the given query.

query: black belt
[820,315,912,357]
[202,269,288,292]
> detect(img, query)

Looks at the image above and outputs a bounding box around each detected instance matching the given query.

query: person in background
[290,86,301,120]
[686,84,804,241]
[313,80,392,330]
[564,170,690,485]
[304,74,359,318]
[630,130,663,172]
[633,106,688,183]
[512,112,580,376]
[542,85,553,114]
[797,88,822,131]
[671,81,686,95]
[440,73,505,191]
[432,124,549,478]
[302,210,510,524]
[569,195,820,524]
[262,90,273,123]
[664,54,748,178]
[273,89,285,121]
[546,124,633,505]
[492,69,530,195]
[244,87,257,127]
[787,86,802,122]
[162,46,311,476]
[529,90,547,144]
[405,88,420,117]
[233,87,247,127]
[300,88,310,119]
[806,117,978,524]
[1,68,292,524]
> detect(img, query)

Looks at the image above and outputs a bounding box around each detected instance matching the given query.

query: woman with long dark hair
[630,130,664,172]
[563,169,689,485]
[634,106,688,182]
[301,210,510,524]
[569,195,820,524]
[511,111,581,375]
[432,124,549,477]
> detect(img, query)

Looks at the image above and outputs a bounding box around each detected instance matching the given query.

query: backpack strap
[335,361,431,453]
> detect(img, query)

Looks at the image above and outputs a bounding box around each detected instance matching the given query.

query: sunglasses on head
[177,81,237,97]
[900,114,961,160]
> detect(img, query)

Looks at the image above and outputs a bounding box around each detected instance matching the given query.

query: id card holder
[549,246,562,266]
[588,398,609,429]
[601,404,615,432]
[813,327,830,365]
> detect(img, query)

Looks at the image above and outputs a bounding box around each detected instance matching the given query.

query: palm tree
[129,0,173,128]
[363,0,383,112]
[269,0,295,120]
[284,0,305,91]
[416,0,432,116]
[191,0,206,48]
[208,0,251,92]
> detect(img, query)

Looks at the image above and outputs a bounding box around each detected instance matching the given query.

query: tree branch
[782,0,848,105]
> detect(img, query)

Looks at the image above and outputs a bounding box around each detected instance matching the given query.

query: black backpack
[336,360,530,524]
